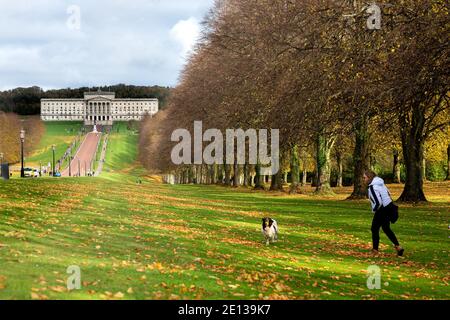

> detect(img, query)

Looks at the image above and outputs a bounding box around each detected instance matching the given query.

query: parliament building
[41,90,159,125]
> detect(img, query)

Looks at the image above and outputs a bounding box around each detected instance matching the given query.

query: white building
[40,90,159,125]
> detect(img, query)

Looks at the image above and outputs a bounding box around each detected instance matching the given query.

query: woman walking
[364,170,404,256]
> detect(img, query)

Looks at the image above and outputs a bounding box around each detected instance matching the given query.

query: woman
[363,170,404,256]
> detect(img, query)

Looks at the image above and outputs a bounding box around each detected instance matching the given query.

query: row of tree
[139,0,449,202]
[0,85,172,115]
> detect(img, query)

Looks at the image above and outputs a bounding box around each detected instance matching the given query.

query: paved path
[61,132,102,177]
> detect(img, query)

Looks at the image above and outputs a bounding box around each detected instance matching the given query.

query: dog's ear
[269,218,274,227]
[262,218,266,229]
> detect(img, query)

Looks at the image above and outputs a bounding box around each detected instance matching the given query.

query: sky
[0,0,215,90]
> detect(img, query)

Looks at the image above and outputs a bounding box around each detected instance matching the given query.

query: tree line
[138,0,448,202]
[0,85,172,115]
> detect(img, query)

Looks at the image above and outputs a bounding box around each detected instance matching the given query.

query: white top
[368,177,393,213]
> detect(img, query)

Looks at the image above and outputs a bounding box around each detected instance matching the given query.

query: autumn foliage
[0,113,44,164]
[139,0,449,202]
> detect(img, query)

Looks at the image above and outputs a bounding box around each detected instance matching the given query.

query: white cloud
[170,17,201,62]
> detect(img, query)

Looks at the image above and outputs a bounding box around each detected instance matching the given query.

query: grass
[26,122,83,168]
[0,174,448,300]
[103,122,139,174]
[0,123,448,300]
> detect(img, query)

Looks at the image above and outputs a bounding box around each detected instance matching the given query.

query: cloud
[170,17,201,62]
[0,0,214,90]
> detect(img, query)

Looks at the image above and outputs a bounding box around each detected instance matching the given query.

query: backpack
[386,202,399,224]
[378,186,399,224]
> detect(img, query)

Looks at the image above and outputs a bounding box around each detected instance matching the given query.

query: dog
[261,217,278,245]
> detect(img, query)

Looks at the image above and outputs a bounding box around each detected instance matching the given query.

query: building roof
[84,91,115,96]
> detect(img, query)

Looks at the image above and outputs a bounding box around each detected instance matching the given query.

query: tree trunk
[336,151,343,188]
[302,167,307,186]
[200,165,206,184]
[315,134,335,194]
[289,144,301,194]
[243,163,250,187]
[447,144,450,181]
[398,108,427,202]
[393,149,401,183]
[254,163,264,190]
[203,164,208,184]
[207,165,214,185]
[301,155,308,186]
[183,167,187,184]
[224,164,231,186]
[183,169,188,184]
[311,170,317,187]
[348,116,370,199]
[217,165,224,184]
[422,153,427,182]
[205,166,210,185]
[198,165,203,184]
[188,166,194,184]
[233,160,240,187]
[191,166,197,184]
[370,155,377,171]
[270,172,283,191]
[214,165,217,184]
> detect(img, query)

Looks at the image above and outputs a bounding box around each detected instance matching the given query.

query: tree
[383,1,450,202]
[0,112,21,164]
[447,144,450,181]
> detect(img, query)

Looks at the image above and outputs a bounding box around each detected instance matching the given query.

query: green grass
[26,122,83,168]
[0,175,448,300]
[1,123,448,300]
[103,122,139,174]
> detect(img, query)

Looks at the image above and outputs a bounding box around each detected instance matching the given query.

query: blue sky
[0,0,215,90]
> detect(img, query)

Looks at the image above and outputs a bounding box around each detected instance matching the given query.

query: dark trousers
[371,207,400,250]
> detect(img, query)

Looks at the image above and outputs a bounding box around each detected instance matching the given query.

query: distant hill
[0,85,172,115]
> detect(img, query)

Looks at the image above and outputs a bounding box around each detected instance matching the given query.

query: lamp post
[52,144,56,177]
[0,152,3,178]
[69,156,72,177]
[68,147,72,177]
[77,158,81,177]
[20,129,25,178]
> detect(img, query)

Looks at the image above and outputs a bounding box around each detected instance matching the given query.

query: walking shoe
[371,249,379,256]
[395,246,404,257]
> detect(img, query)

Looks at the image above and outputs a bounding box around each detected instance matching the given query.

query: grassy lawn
[26,122,83,168]
[1,122,448,300]
[0,175,448,300]
[103,122,139,174]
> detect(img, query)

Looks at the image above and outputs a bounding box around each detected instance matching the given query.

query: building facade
[41,91,159,125]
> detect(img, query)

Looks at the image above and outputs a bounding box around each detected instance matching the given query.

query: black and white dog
[261,217,278,245]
